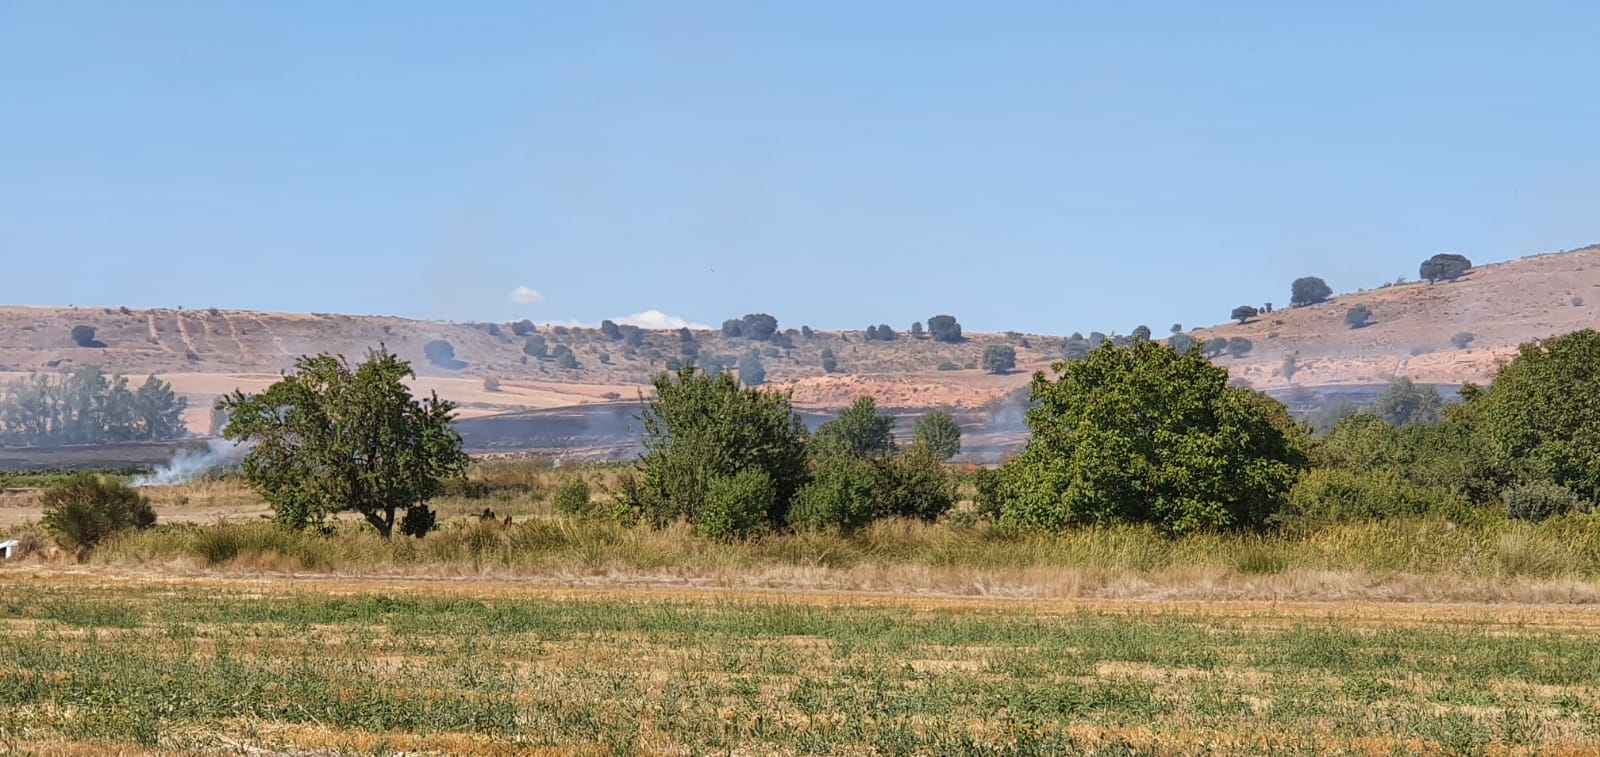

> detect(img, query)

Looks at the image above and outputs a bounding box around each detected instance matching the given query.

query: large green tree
[216,347,468,538]
[996,339,1308,533]
[626,365,809,530]
[1473,329,1600,502]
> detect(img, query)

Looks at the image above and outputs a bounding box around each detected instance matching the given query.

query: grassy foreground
[2,576,1600,755]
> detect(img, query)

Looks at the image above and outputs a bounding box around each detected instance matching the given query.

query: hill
[1193,244,1600,390]
[3,243,1598,438]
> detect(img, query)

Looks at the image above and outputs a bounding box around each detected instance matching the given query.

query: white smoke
[132,438,253,487]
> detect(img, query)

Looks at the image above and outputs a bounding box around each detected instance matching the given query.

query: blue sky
[4,2,1599,334]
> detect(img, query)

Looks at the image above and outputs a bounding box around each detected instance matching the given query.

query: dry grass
[4,575,1600,755]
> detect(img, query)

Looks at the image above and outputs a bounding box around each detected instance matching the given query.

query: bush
[1503,481,1583,522]
[600,319,622,340]
[1280,468,1474,531]
[788,458,876,533]
[40,474,156,554]
[1345,305,1371,329]
[1451,331,1475,349]
[739,353,766,385]
[721,319,745,337]
[523,334,547,357]
[982,345,1017,374]
[425,340,465,369]
[556,352,580,370]
[70,325,103,348]
[912,410,962,460]
[482,376,501,392]
[553,476,593,516]
[398,505,437,537]
[1420,253,1472,283]
[936,361,959,371]
[1226,337,1253,358]
[870,446,955,522]
[698,469,774,541]
[1575,297,1586,307]
[821,349,838,373]
[626,366,809,529]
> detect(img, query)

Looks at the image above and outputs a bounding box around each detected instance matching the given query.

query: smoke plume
[132,438,252,486]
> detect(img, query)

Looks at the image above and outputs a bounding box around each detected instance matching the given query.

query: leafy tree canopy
[927,315,963,343]
[912,410,962,460]
[1231,305,1259,324]
[812,396,897,460]
[216,347,469,538]
[1420,253,1472,283]
[1290,276,1333,307]
[997,340,1307,533]
[983,344,1017,374]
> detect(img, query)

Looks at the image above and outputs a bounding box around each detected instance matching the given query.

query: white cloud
[613,310,711,330]
[507,286,545,304]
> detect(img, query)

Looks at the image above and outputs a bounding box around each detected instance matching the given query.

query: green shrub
[1503,481,1583,522]
[553,477,593,516]
[40,474,156,554]
[788,458,877,533]
[1281,468,1475,530]
[870,446,955,522]
[698,469,774,541]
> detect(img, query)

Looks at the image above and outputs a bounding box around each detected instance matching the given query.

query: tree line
[0,367,188,447]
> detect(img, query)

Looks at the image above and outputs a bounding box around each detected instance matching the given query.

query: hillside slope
[1193,244,1600,389]
[2,244,1597,434]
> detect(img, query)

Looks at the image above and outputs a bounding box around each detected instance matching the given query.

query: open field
[3,575,1600,755]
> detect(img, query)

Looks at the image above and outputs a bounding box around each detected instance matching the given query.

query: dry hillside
[1193,244,1600,390]
[2,243,1597,434]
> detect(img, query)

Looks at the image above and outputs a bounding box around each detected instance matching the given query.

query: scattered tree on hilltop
[1290,276,1333,307]
[913,410,962,460]
[424,340,465,370]
[721,319,744,337]
[1131,325,1152,342]
[1345,305,1372,329]
[600,320,622,340]
[927,315,963,343]
[510,320,537,337]
[1420,253,1472,283]
[217,347,469,539]
[1170,323,1183,334]
[909,322,924,339]
[1167,333,1195,353]
[523,334,547,358]
[1231,305,1259,324]
[70,325,104,348]
[741,313,779,341]
[801,325,815,339]
[983,344,1017,374]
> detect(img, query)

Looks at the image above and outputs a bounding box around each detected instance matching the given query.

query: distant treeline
[0,367,188,447]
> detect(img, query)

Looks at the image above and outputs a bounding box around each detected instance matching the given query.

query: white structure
[0,539,18,560]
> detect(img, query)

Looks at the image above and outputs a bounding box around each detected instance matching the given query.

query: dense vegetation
[216,347,469,539]
[0,368,187,446]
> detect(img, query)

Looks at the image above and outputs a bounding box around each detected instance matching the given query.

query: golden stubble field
[3,572,1600,755]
